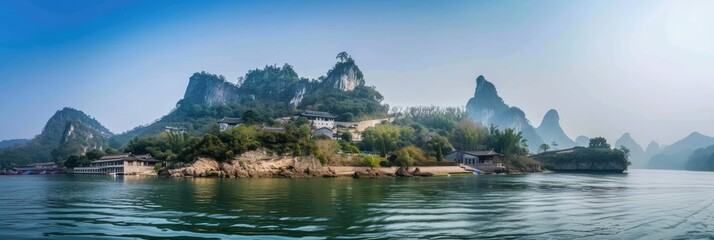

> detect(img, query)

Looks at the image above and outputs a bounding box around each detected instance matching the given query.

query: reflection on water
[1,170,713,239]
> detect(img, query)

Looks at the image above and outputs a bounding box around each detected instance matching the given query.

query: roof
[91,153,157,164]
[464,150,503,156]
[261,126,286,133]
[31,162,58,166]
[312,127,334,133]
[299,110,337,119]
[218,117,244,124]
[448,150,503,157]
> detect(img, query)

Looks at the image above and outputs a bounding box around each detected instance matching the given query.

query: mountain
[648,132,714,170]
[0,139,30,149]
[575,135,590,147]
[684,145,714,171]
[614,133,646,168]
[0,108,112,168]
[466,75,544,152]
[536,109,576,149]
[644,141,661,161]
[110,52,387,147]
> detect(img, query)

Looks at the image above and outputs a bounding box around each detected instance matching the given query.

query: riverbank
[160,151,476,178]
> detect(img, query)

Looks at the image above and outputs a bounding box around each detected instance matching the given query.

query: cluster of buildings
[217,110,391,142]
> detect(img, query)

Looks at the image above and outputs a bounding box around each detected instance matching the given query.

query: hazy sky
[1,0,713,147]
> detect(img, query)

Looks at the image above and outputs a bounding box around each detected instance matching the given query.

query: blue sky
[1,0,714,146]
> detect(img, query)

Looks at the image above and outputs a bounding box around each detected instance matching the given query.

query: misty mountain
[466,75,544,152]
[575,136,590,147]
[536,109,576,149]
[644,141,662,161]
[684,145,714,171]
[0,139,30,149]
[614,133,646,169]
[0,108,112,167]
[648,132,714,170]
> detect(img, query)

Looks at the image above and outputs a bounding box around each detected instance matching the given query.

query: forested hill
[109,52,388,147]
[0,108,113,168]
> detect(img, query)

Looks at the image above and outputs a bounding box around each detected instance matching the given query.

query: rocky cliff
[51,121,110,161]
[466,75,543,152]
[165,151,336,178]
[182,72,242,106]
[536,109,576,149]
[322,59,365,91]
[614,133,646,169]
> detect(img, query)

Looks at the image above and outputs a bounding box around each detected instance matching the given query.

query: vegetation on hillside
[0,108,112,168]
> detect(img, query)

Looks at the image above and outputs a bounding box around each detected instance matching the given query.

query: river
[1,169,712,239]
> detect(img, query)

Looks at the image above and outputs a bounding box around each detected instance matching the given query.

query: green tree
[336,51,350,62]
[340,131,353,142]
[589,137,611,149]
[391,145,426,168]
[539,143,550,153]
[361,155,385,169]
[449,120,487,151]
[105,148,119,155]
[242,110,263,125]
[86,148,105,160]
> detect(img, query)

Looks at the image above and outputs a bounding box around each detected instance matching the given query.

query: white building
[444,150,504,166]
[73,153,158,175]
[299,110,336,129]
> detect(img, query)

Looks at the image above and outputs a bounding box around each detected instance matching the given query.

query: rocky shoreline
[160,151,458,179]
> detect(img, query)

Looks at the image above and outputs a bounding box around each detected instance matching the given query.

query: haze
[1,0,713,146]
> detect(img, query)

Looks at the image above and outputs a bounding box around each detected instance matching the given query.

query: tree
[449,120,487,151]
[539,143,550,153]
[336,51,350,62]
[340,132,353,142]
[242,110,263,125]
[105,148,119,155]
[391,145,426,168]
[86,148,105,161]
[589,137,611,149]
[361,155,385,169]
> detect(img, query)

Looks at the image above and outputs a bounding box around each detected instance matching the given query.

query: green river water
[1,169,713,239]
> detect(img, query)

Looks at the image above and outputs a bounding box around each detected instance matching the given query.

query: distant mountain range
[648,132,714,170]
[466,75,578,153]
[462,75,714,171]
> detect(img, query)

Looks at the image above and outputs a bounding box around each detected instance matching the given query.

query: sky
[1,0,714,147]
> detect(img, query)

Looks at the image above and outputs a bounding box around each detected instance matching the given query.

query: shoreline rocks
[164,151,336,178]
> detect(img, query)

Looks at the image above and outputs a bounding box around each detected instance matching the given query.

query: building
[73,153,158,175]
[312,127,335,138]
[165,126,187,133]
[218,117,244,131]
[299,110,336,129]
[444,150,504,166]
